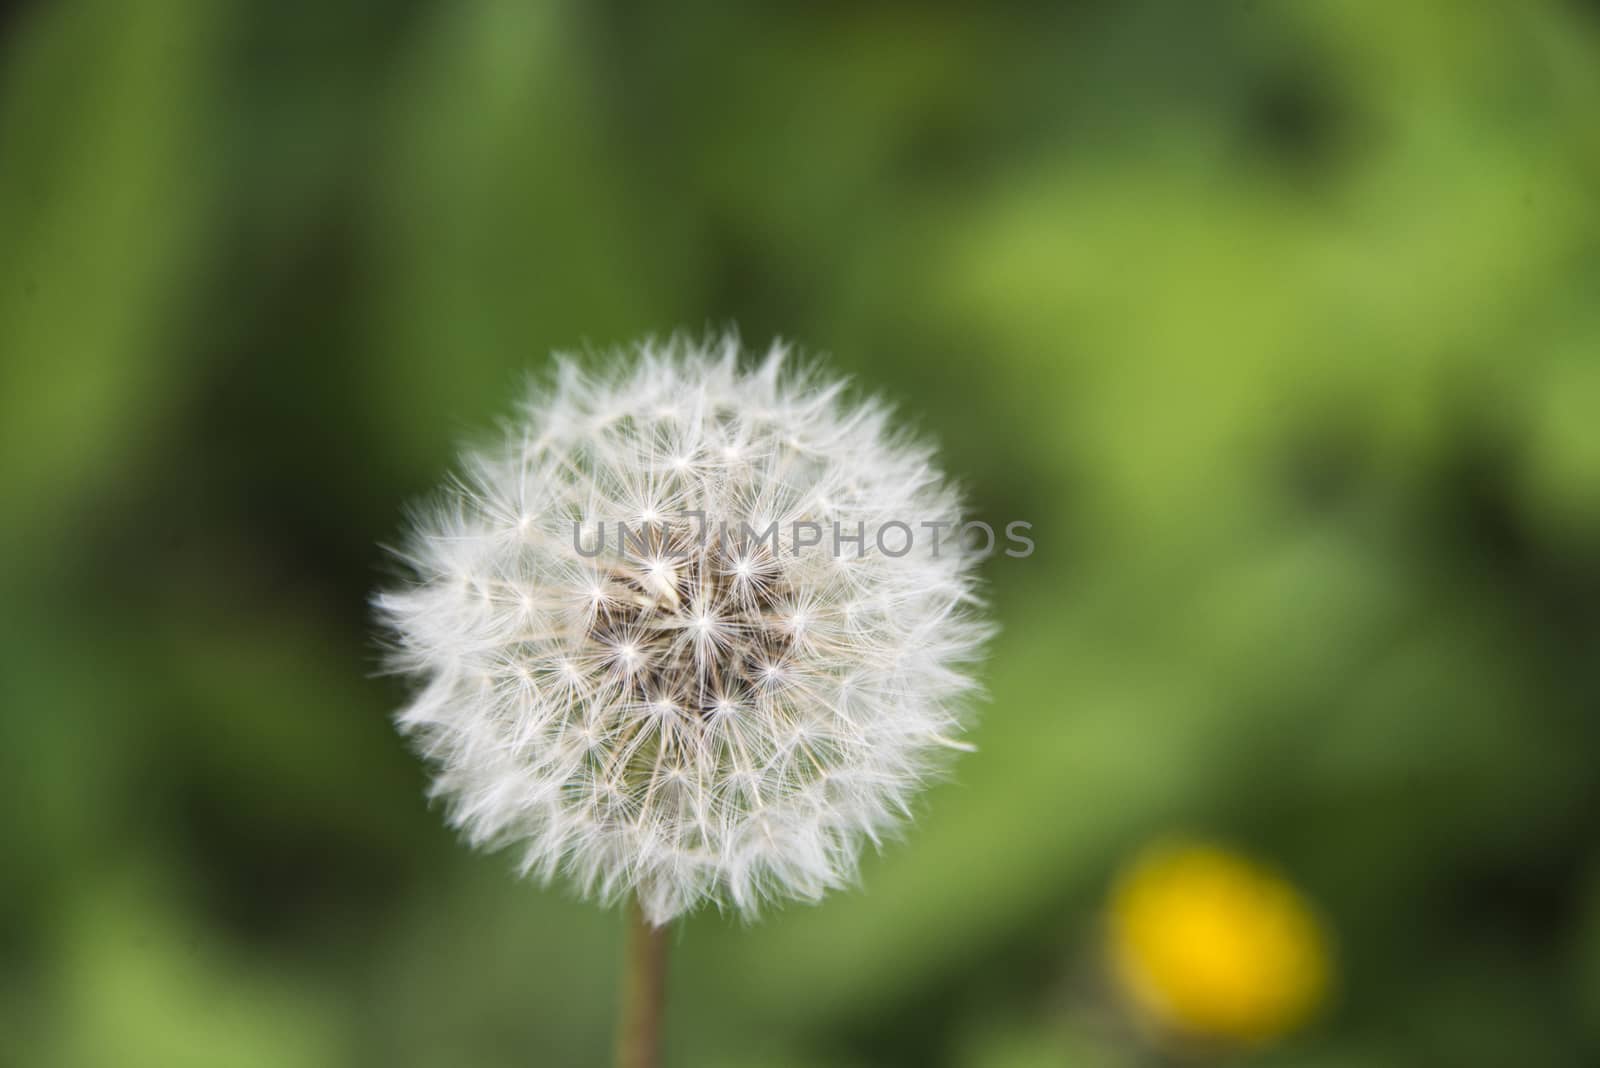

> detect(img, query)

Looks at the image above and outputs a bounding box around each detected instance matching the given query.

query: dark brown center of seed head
[586,521,794,718]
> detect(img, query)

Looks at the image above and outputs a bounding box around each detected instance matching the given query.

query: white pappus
[376,335,992,925]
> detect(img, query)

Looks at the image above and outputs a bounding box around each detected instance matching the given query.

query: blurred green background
[4,1,1600,1065]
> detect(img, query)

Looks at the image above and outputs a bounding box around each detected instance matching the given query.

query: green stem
[615,899,668,1068]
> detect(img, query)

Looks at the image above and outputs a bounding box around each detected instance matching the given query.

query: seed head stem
[616,898,668,1068]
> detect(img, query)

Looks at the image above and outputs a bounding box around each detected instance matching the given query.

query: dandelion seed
[375,334,991,925]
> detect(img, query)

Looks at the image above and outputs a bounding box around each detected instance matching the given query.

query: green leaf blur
[3,2,1599,1065]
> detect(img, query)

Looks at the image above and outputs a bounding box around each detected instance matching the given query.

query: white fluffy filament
[376,335,991,923]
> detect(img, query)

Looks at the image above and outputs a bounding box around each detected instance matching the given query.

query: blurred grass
[4,1,1600,1065]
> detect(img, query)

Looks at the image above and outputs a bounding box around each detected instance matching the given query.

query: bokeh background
[5,2,1600,1065]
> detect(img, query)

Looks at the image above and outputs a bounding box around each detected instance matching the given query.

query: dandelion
[376,334,990,1066]
[1107,840,1333,1050]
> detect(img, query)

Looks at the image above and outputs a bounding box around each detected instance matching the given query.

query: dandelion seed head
[376,334,991,923]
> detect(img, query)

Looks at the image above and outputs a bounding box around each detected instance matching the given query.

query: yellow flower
[1108,840,1332,1047]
